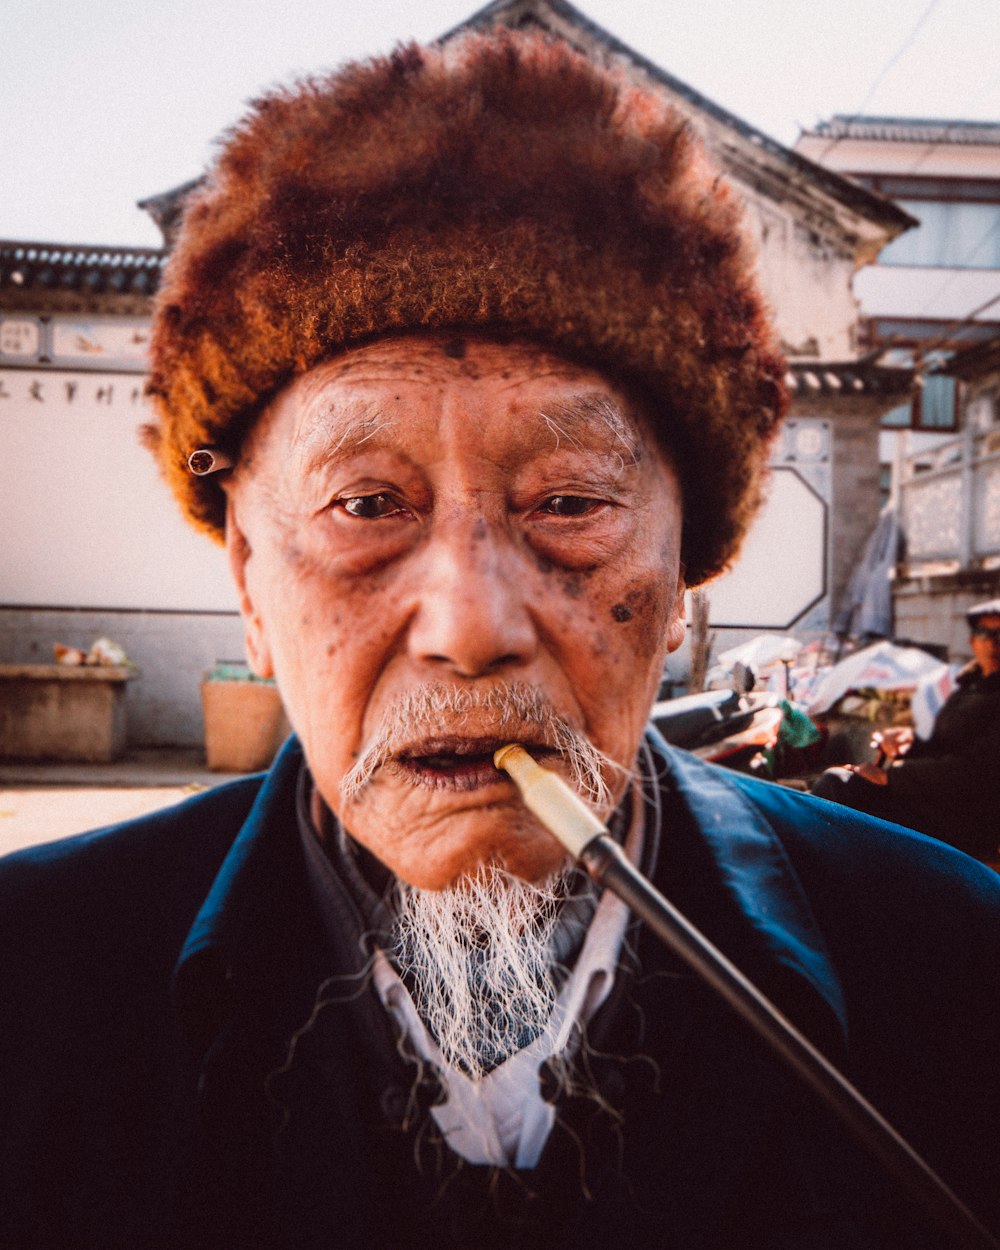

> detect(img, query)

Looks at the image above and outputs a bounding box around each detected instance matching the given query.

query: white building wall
[0,315,244,746]
[747,200,859,359]
[1,367,236,612]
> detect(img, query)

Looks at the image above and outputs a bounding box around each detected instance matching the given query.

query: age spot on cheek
[611,582,663,626]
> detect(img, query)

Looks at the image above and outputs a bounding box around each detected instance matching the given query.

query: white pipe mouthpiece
[493,743,607,858]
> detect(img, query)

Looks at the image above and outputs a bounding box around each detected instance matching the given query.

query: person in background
[812,598,1000,858]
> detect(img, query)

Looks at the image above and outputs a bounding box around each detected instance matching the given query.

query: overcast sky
[3,0,1000,249]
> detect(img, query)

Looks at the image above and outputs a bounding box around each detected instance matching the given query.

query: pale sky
[3,0,1000,249]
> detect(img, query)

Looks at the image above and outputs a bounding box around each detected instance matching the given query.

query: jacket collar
[178,736,307,965]
[648,731,848,1044]
[173,736,317,1064]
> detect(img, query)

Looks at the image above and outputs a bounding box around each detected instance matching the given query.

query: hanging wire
[913,288,1000,362]
[814,0,944,162]
[907,71,1000,174]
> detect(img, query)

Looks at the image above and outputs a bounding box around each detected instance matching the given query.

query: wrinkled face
[971,614,1000,677]
[225,334,686,889]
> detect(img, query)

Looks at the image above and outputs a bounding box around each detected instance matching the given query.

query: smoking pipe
[493,743,998,1250]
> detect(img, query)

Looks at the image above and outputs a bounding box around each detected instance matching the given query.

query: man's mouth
[395,737,554,791]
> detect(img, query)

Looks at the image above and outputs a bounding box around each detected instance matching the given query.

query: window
[879,200,1000,268]
[915,374,957,430]
[879,376,957,432]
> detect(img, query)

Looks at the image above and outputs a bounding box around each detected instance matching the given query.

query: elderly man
[2,32,999,1250]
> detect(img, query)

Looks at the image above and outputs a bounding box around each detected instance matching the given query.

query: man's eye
[539,495,602,517]
[339,493,406,519]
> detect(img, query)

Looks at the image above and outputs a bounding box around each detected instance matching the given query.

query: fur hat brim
[146,30,786,585]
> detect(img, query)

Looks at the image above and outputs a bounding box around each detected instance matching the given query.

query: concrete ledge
[0,746,243,788]
[0,664,137,763]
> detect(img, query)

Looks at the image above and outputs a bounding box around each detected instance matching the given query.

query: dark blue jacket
[2,735,999,1249]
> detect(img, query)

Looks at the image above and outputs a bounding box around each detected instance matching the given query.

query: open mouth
[396,737,554,791]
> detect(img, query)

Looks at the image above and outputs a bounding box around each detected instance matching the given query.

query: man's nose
[407,517,538,678]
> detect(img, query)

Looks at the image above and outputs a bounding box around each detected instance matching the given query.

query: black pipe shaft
[580,834,998,1250]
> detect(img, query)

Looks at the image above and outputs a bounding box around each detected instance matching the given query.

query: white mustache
[339,680,616,811]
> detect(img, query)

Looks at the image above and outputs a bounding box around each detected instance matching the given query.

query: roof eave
[446,0,915,244]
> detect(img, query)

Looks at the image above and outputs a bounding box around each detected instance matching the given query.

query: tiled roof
[810,116,1000,146]
[785,360,914,396]
[136,179,202,249]
[0,240,165,312]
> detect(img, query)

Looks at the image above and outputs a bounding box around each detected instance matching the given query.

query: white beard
[392,865,572,1080]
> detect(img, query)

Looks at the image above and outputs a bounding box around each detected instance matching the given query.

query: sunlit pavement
[0,786,202,856]
[0,748,249,857]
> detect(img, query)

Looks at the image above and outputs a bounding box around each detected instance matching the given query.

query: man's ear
[665,571,687,654]
[225,497,275,680]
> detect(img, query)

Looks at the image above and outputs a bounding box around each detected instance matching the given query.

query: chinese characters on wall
[0,371,147,409]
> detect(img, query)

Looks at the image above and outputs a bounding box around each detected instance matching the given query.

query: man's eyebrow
[292,399,397,472]
[539,392,642,464]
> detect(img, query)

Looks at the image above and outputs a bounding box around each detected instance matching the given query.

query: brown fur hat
[146,29,786,585]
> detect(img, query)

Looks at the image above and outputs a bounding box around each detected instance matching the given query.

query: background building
[0,0,916,747]
[796,115,1000,654]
